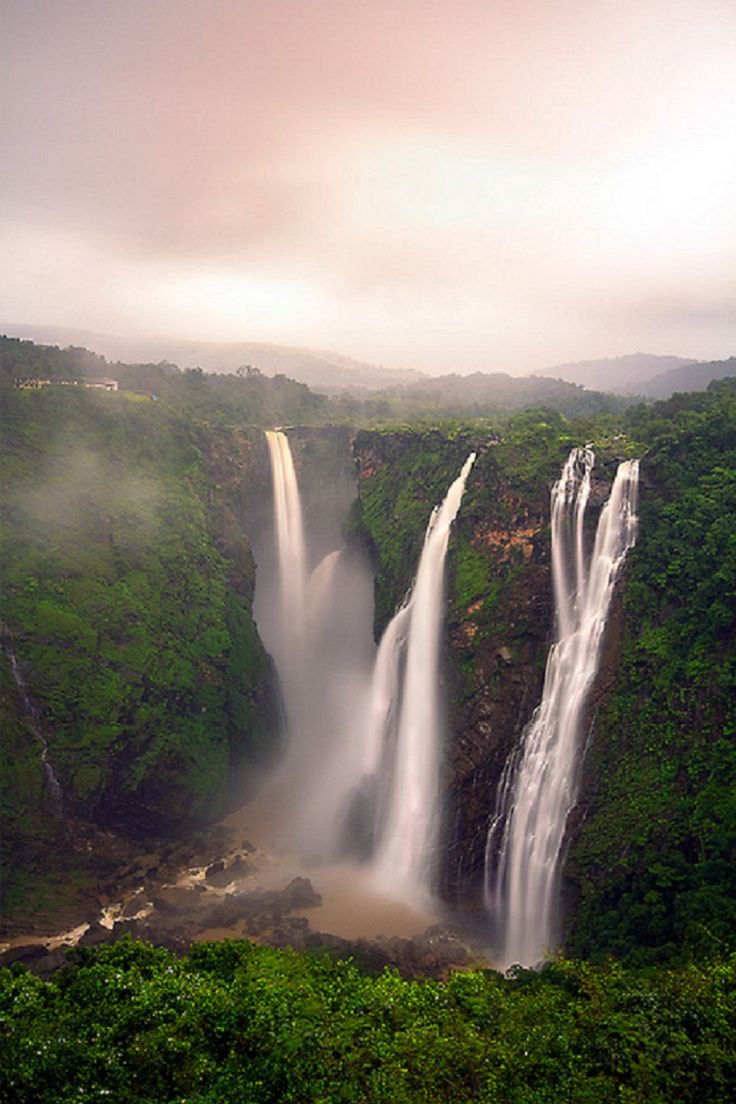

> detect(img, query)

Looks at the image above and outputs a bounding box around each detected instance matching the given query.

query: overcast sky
[2,0,735,374]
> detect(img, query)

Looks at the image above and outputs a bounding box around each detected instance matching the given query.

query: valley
[1,336,735,1100]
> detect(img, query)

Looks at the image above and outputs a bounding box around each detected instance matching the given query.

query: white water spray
[259,429,375,855]
[265,429,308,655]
[362,603,411,778]
[485,449,639,968]
[373,452,476,902]
[307,549,341,637]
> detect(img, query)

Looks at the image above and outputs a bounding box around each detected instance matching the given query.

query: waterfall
[486,449,639,968]
[307,549,342,637]
[259,435,474,888]
[265,429,308,653]
[362,603,411,778]
[2,632,64,817]
[372,452,476,902]
[259,429,375,855]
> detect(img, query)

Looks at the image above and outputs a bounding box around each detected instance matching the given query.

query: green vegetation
[394,370,630,417]
[2,332,736,1093]
[566,384,736,962]
[353,411,602,638]
[353,428,482,629]
[1,937,734,1103]
[1,335,328,426]
[2,335,629,427]
[0,383,276,911]
[354,390,736,965]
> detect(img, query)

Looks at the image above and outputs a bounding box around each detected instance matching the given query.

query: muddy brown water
[221,789,440,940]
[2,787,444,956]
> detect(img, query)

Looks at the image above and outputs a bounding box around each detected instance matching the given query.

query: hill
[0,335,627,424]
[635,356,736,398]
[0,323,424,393]
[543,352,695,392]
[390,370,627,415]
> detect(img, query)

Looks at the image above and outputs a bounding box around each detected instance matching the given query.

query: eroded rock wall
[352,425,594,906]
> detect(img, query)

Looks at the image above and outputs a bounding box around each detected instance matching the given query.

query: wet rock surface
[0,818,486,980]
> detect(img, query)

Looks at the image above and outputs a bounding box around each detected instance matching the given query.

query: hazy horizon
[3,0,735,377]
[0,319,704,384]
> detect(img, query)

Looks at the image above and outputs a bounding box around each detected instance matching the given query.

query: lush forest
[2,336,735,1100]
[351,385,736,965]
[0,382,278,917]
[2,937,734,1103]
[1,334,626,424]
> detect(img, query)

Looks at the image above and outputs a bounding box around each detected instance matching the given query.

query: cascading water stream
[259,429,376,855]
[361,603,411,778]
[307,549,341,638]
[372,452,476,903]
[2,632,64,817]
[485,449,639,968]
[264,429,308,663]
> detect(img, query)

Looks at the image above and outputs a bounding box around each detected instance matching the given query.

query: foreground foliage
[0,938,734,1103]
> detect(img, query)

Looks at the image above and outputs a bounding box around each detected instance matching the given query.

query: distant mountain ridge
[4,324,732,400]
[543,351,736,399]
[634,357,736,398]
[544,353,696,391]
[0,323,425,393]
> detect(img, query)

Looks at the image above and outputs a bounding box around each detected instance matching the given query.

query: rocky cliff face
[443,451,621,907]
[349,406,736,963]
[442,486,552,907]
[561,391,736,960]
[0,394,281,922]
[351,424,619,909]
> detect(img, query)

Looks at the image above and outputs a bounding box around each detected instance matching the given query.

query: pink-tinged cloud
[1,0,735,373]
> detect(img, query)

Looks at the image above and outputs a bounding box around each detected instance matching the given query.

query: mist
[250,431,376,859]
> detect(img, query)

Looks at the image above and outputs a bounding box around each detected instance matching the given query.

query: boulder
[279,877,322,909]
[269,916,310,950]
[77,923,113,947]
[150,885,205,914]
[0,942,49,968]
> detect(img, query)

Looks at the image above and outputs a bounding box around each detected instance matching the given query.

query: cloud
[1,0,735,372]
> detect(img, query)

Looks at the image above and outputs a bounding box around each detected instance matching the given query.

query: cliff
[0,386,280,921]
[563,388,736,961]
[352,416,627,906]
[3,368,734,961]
[352,405,735,966]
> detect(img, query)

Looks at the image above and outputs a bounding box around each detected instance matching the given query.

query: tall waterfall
[362,604,411,778]
[486,449,639,968]
[259,429,375,855]
[373,452,476,902]
[265,429,308,653]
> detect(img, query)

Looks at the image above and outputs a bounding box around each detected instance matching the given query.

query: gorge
[256,433,641,968]
[1,356,734,978]
[1,352,735,1101]
[250,433,479,939]
[485,449,640,968]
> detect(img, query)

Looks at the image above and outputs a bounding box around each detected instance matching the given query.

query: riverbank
[1,790,491,979]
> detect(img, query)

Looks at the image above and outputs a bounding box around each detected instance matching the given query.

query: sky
[2,0,735,375]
